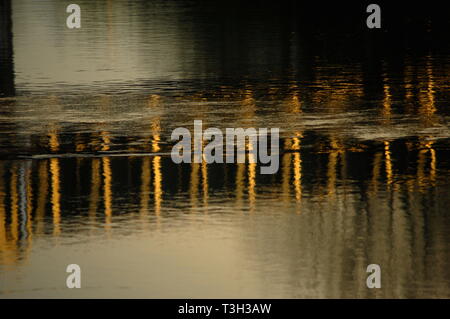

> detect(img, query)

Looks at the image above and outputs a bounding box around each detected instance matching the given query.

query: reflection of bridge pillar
[0,0,15,97]
[18,161,30,240]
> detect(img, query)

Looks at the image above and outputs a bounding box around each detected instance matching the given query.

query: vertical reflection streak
[428,143,436,186]
[382,83,392,124]
[102,157,112,231]
[201,159,208,209]
[282,139,292,202]
[153,156,162,218]
[248,148,256,214]
[404,61,414,102]
[151,119,161,153]
[384,141,393,188]
[292,135,302,212]
[101,131,111,151]
[290,91,301,114]
[50,158,61,236]
[426,55,437,116]
[48,130,59,153]
[151,117,162,218]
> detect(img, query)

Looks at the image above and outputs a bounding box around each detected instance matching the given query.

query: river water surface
[0,0,449,298]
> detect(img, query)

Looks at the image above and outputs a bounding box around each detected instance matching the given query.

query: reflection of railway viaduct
[0,129,446,268]
[0,0,14,97]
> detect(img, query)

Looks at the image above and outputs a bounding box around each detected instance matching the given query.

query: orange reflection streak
[50,158,61,236]
[48,130,59,153]
[288,89,302,114]
[101,131,111,151]
[201,159,208,208]
[147,96,162,152]
[190,162,199,211]
[248,145,256,213]
[425,55,437,116]
[418,56,437,127]
[102,157,112,230]
[416,140,435,191]
[282,139,292,202]
[428,142,436,186]
[153,156,162,217]
[150,117,162,218]
[148,94,162,109]
[384,141,393,188]
[382,83,392,123]
[151,120,161,153]
[404,61,414,102]
[35,161,48,235]
[292,135,302,207]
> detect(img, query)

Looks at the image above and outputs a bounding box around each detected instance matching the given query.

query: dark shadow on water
[0,0,15,97]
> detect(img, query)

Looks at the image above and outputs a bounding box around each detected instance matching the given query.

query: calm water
[0,0,450,298]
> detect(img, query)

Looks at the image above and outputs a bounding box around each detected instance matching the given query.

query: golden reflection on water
[281,138,291,203]
[382,83,392,124]
[247,143,256,214]
[0,58,449,297]
[50,158,61,237]
[102,157,113,232]
[292,134,302,212]
[201,159,209,208]
[428,142,436,186]
[0,122,448,297]
[89,158,101,228]
[153,156,162,218]
[422,55,437,123]
[384,141,393,188]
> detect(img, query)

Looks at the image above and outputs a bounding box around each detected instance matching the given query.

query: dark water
[0,0,450,298]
